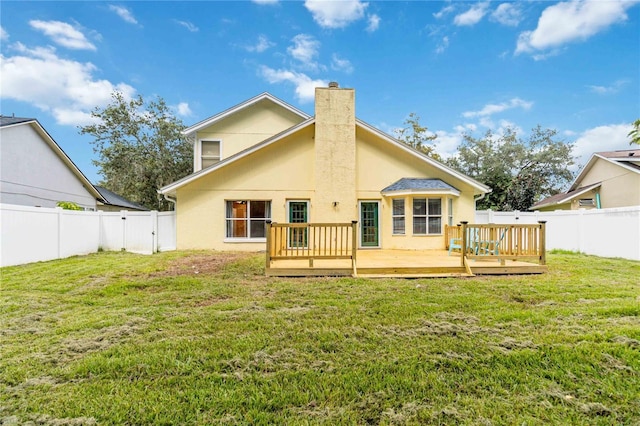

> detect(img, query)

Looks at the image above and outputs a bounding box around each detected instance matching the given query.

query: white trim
[224,238,266,243]
[182,93,310,136]
[358,200,381,249]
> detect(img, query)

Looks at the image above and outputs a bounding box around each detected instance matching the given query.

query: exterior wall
[193,99,306,171]
[355,127,477,250]
[176,127,315,250]
[0,124,97,209]
[577,159,640,208]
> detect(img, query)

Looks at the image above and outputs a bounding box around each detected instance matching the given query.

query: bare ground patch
[149,252,255,277]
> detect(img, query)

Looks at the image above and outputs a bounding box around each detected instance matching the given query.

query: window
[226,200,271,239]
[579,198,595,207]
[392,199,405,235]
[413,198,442,235]
[448,198,453,226]
[201,140,221,169]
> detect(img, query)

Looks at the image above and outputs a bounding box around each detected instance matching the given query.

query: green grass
[1,251,639,425]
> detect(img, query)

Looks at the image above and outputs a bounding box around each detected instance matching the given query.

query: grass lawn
[1,251,639,425]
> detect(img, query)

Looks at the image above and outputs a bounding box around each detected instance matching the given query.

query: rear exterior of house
[160,85,490,251]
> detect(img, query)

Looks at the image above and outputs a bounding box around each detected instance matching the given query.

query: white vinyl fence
[0,203,176,267]
[476,206,640,261]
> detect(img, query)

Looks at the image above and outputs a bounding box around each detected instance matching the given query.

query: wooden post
[265,220,272,273]
[351,220,358,276]
[538,220,547,265]
[460,221,468,267]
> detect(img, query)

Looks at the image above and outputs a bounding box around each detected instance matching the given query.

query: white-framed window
[201,140,221,169]
[448,198,453,226]
[413,198,442,235]
[225,200,271,240]
[392,199,405,235]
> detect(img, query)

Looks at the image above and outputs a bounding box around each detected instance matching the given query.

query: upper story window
[201,140,221,169]
[413,198,442,235]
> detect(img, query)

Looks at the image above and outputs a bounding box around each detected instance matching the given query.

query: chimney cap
[328,81,339,88]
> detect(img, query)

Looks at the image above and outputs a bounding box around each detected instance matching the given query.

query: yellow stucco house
[159,84,491,251]
[531,149,640,211]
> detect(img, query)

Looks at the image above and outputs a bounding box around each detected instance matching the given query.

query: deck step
[358,273,474,279]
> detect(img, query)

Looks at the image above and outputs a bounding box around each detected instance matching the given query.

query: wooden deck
[267,249,548,278]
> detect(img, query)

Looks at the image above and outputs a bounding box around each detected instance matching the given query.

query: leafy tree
[446,126,575,211]
[394,113,442,161]
[80,92,192,211]
[628,119,640,145]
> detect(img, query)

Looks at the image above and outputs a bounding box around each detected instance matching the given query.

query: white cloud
[1,26,8,41]
[0,43,135,125]
[463,98,533,118]
[174,102,192,117]
[245,35,275,53]
[366,14,380,32]
[516,0,636,55]
[572,123,634,166]
[287,34,321,69]
[454,2,489,26]
[304,0,368,28]
[587,79,629,95]
[491,3,522,27]
[29,20,96,51]
[175,20,198,32]
[252,0,279,4]
[259,66,328,103]
[433,4,455,19]
[433,130,463,159]
[108,5,139,25]
[331,54,354,74]
[435,36,449,54]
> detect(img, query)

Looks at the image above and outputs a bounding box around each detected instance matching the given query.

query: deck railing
[265,221,358,273]
[455,221,547,265]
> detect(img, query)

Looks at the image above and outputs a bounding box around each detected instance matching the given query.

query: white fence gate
[0,204,176,267]
[476,206,640,261]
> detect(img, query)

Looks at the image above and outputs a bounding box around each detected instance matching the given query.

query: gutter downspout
[161,192,177,209]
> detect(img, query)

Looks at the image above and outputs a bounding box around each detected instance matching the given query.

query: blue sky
[1,0,639,184]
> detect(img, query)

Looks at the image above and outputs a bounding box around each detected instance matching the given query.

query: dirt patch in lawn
[149,252,255,277]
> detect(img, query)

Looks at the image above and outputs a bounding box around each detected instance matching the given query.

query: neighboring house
[531,149,640,211]
[0,116,103,210]
[159,84,491,251]
[95,186,149,212]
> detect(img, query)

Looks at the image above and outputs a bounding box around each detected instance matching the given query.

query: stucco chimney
[314,84,356,222]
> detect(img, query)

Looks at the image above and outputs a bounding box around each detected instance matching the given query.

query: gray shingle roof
[381,178,460,194]
[0,116,36,127]
[95,186,149,211]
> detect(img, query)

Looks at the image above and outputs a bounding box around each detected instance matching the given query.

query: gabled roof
[182,93,311,136]
[530,182,601,210]
[569,149,640,191]
[159,116,491,197]
[0,116,104,202]
[95,186,149,211]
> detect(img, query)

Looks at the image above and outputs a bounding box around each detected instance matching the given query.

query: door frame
[287,200,310,248]
[358,200,381,248]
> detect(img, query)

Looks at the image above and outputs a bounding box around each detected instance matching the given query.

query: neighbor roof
[95,186,148,211]
[0,115,37,127]
[530,182,601,210]
[381,178,461,196]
